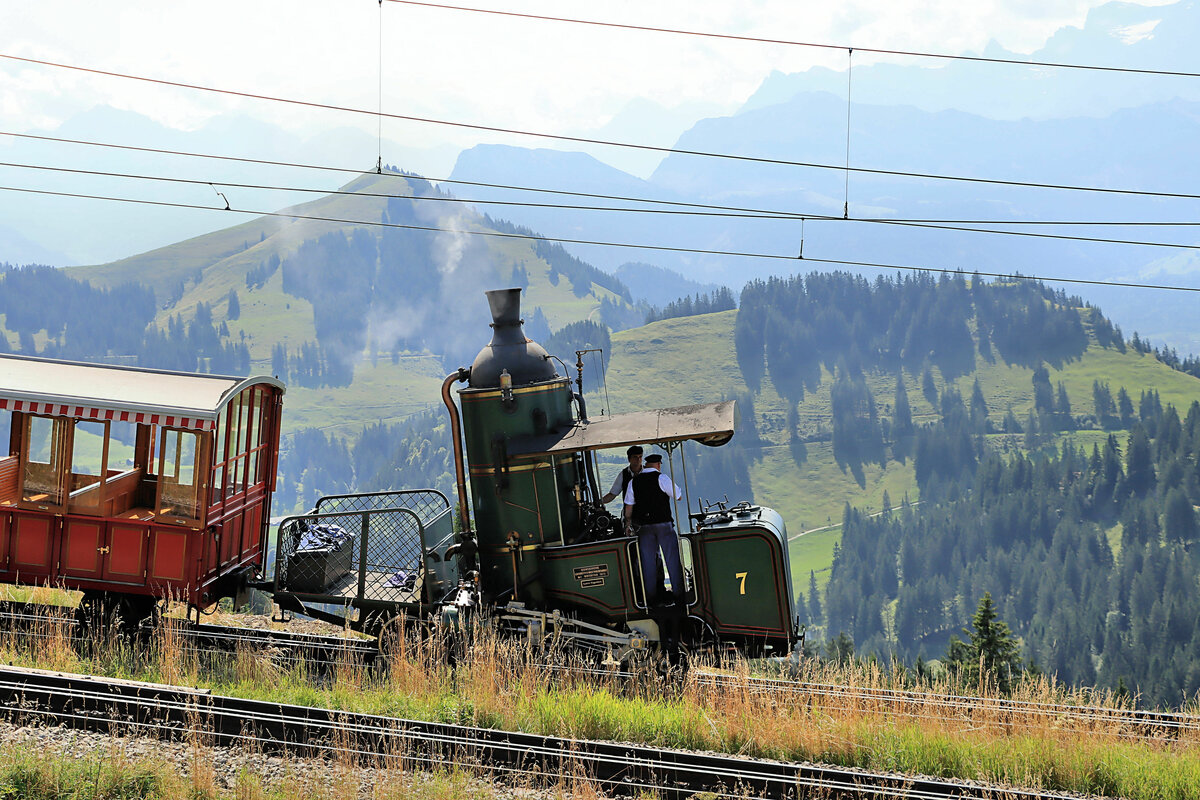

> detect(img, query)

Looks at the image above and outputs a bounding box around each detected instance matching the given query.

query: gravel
[0,720,586,799]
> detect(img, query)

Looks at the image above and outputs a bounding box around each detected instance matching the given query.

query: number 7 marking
[736,571,748,595]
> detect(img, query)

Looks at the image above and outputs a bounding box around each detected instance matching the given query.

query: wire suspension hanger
[844,48,853,220]
[377,0,384,174]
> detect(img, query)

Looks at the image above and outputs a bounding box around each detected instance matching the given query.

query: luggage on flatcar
[287,522,355,592]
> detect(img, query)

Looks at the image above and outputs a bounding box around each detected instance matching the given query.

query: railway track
[2,604,1196,741]
[0,664,1076,800]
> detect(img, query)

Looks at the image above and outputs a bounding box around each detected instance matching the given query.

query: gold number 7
[736,571,748,595]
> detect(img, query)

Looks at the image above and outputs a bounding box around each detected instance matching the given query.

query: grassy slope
[54,172,629,440]
[604,309,1200,592]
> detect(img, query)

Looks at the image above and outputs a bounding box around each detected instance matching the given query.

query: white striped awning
[0,399,215,431]
[0,354,285,431]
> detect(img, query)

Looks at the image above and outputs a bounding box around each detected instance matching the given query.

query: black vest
[631,471,672,524]
[620,466,637,497]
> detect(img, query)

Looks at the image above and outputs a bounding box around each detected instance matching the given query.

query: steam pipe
[571,390,589,424]
[441,368,473,537]
[571,390,600,501]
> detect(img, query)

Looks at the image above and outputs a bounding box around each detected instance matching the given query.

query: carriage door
[61,419,110,580]
[11,415,70,578]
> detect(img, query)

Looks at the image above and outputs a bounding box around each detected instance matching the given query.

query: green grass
[0,750,166,800]
[5,621,1198,800]
[788,526,842,592]
[278,355,446,438]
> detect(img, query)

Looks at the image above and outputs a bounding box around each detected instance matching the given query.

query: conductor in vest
[601,445,643,504]
[623,453,685,607]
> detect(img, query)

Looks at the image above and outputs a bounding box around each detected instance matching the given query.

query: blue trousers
[638,521,684,605]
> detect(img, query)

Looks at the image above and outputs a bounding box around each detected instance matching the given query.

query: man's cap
[626,445,644,457]
[645,453,663,464]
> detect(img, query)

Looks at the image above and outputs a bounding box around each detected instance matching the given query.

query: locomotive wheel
[374,612,467,667]
[681,615,721,668]
[372,612,419,659]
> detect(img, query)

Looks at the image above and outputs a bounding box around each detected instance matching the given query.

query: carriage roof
[0,353,284,431]
[507,400,736,458]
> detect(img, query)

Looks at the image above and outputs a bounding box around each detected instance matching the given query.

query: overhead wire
[3,182,1198,294]
[4,52,1200,201]
[382,1,1200,80]
[4,158,1200,250]
[9,129,1200,226]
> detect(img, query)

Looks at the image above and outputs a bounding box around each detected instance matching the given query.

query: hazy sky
[1,0,1172,154]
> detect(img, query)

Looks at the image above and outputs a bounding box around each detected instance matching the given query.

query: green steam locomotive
[272,288,798,659]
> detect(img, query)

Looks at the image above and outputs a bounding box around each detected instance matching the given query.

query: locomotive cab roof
[506,399,736,458]
[0,353,285,429]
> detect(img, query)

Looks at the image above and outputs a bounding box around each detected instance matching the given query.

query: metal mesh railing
[315,489,450,525]
[275,506,426,603]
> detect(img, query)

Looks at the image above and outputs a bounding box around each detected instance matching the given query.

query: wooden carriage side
[0,354,284,609]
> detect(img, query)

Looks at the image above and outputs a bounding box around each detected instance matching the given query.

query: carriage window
[255,390,271,483]
[22,415,68,507]
[245,388,261,486]
[210,416,227,505]
[107,420,137,471]
[230,394,245,496]
[207,387,272,507]
[70,420,108,477]
[68,420,109,512]
[158,428,202,521]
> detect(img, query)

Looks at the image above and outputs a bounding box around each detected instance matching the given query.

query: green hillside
[12,178,1200,602]
[601,306,1200,590]
[54,171,637,439]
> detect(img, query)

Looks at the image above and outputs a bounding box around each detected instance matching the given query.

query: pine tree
[807,571,823,624]
[1055,382,1072,429]
[1125,424,1155,496]
[946,592,1024,693]
[893,375,913,435]
[1032,364,1054,414]
[1093,380,1115,422]
[227,288,241,320]
[1163,487,1197,543]
[970,378,989,431]
[921,364,938,406]
[1117,387,1135,426]
[826,631,855,665]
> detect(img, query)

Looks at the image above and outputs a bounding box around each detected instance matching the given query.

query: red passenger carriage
[0,354,284,621]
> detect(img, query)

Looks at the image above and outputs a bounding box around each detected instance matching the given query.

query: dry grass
[0,611,1197,799]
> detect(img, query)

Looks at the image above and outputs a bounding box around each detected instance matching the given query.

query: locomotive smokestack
[487,288,522,330]
[469,288,559,389]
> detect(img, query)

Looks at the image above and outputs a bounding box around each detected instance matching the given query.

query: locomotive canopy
[0,353,283,618]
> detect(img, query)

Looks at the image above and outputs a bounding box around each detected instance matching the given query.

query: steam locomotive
[0,288,798,658]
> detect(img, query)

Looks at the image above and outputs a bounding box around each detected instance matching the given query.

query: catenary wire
[384,0,1200,79]
[5,53,1200,202]
[6,158,1200,250]
[10,128,1200,227]
[3,182,1198,294]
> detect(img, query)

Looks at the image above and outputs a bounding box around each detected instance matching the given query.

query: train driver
[623,453,685,607]
[601,445,643,505]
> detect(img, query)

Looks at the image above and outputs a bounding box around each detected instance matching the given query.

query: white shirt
[622,467,683,506]
[608,467,637,498]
